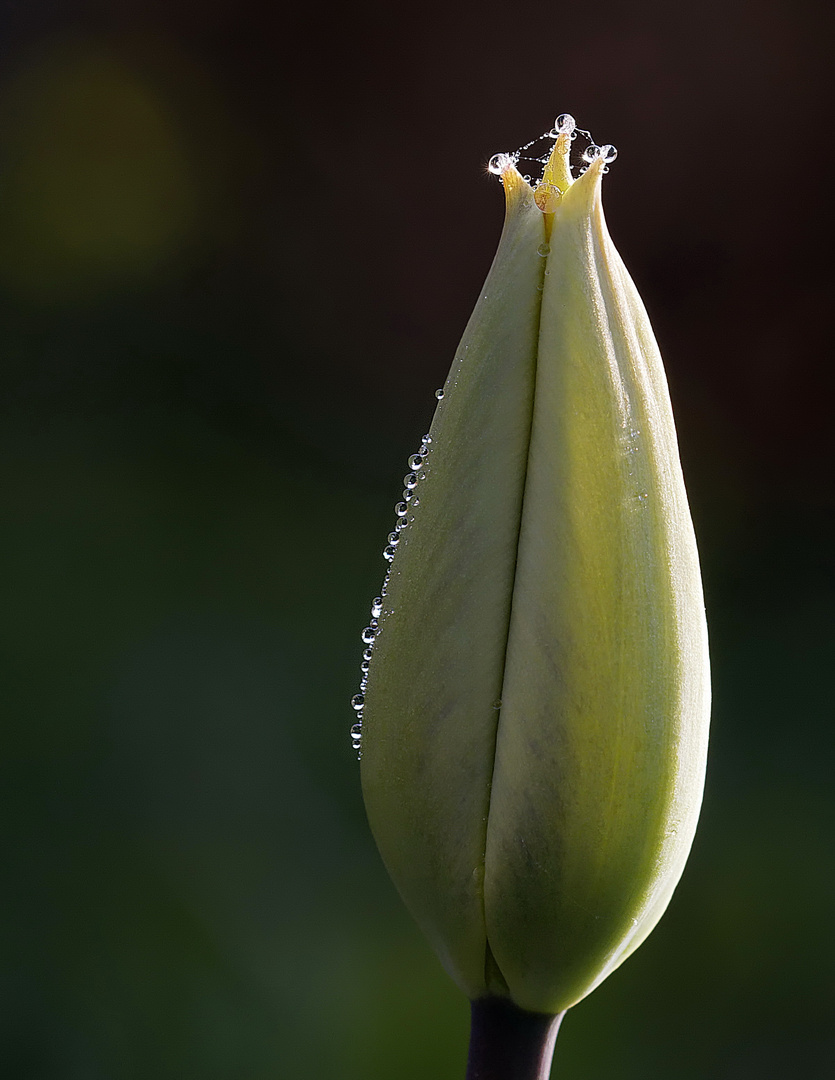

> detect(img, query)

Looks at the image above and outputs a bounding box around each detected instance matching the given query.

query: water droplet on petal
[599,144,618,163]
[408,455,424,471]
[404,472,418,489]
[555,113,576,135]
[536,242,551,257]
[351,694,365,711]
[582,144,602,163]
[371,597,382,618]
[534,184,562,213]
[362,627,377,644]
[395,502,408,517]
[435,388,445,400]
[487,153,512,175]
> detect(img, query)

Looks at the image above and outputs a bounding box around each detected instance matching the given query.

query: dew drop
[582,144,602,163]
[383,546,396,562]
[492,698,503,710]
[555,113,576,135]
[371,597,382,618]
[388,532,400,545]
[351,694,365,711]
[488,153,512,175]
[350,723,363,739]
[395,501,408,517]
[435,388,445,400]
[360,660,370,673]
[599,144,618,163]
[408,455,424,470]
[536,242,551,257]
[534,184,562,213]
[362,627,377,644]
[363,648,373,661]
[404,472,418,489]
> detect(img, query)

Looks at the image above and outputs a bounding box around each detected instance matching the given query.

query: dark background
[2,1,834,1077]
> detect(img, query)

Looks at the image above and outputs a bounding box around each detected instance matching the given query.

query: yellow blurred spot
[0,38,199,300]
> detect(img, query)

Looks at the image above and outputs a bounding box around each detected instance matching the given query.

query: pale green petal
[483,161,710,1013]
[360,168,546,998]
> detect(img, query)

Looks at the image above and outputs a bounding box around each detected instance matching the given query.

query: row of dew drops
[487,114,617,213]
[350,392,445,758]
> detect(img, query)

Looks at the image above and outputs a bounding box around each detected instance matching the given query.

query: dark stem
[465,997,565,1080]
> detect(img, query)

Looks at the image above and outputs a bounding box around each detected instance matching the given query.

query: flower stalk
[466,1000,565,1080]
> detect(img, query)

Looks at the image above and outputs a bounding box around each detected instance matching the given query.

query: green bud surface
[359,126,710,1016]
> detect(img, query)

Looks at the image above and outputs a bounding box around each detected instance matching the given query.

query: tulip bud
[356,119,710,1025]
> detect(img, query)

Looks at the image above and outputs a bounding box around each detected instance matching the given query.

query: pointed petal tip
[541,132,573,194]
[559,156,604,220]
[500,164,533,205]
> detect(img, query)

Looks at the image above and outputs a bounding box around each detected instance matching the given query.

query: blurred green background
[1,1,833,1077]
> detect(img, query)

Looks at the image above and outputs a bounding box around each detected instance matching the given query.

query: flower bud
[358,124,710,1016]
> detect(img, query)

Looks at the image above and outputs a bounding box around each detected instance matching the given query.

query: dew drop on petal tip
[556,112,576,135]
[487,152,512,175]
[435,388,445,399]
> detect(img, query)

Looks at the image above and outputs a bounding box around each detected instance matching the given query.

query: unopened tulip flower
[353,115,711,1079]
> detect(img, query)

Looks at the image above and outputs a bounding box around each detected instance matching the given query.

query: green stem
[465,998,565,1080]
